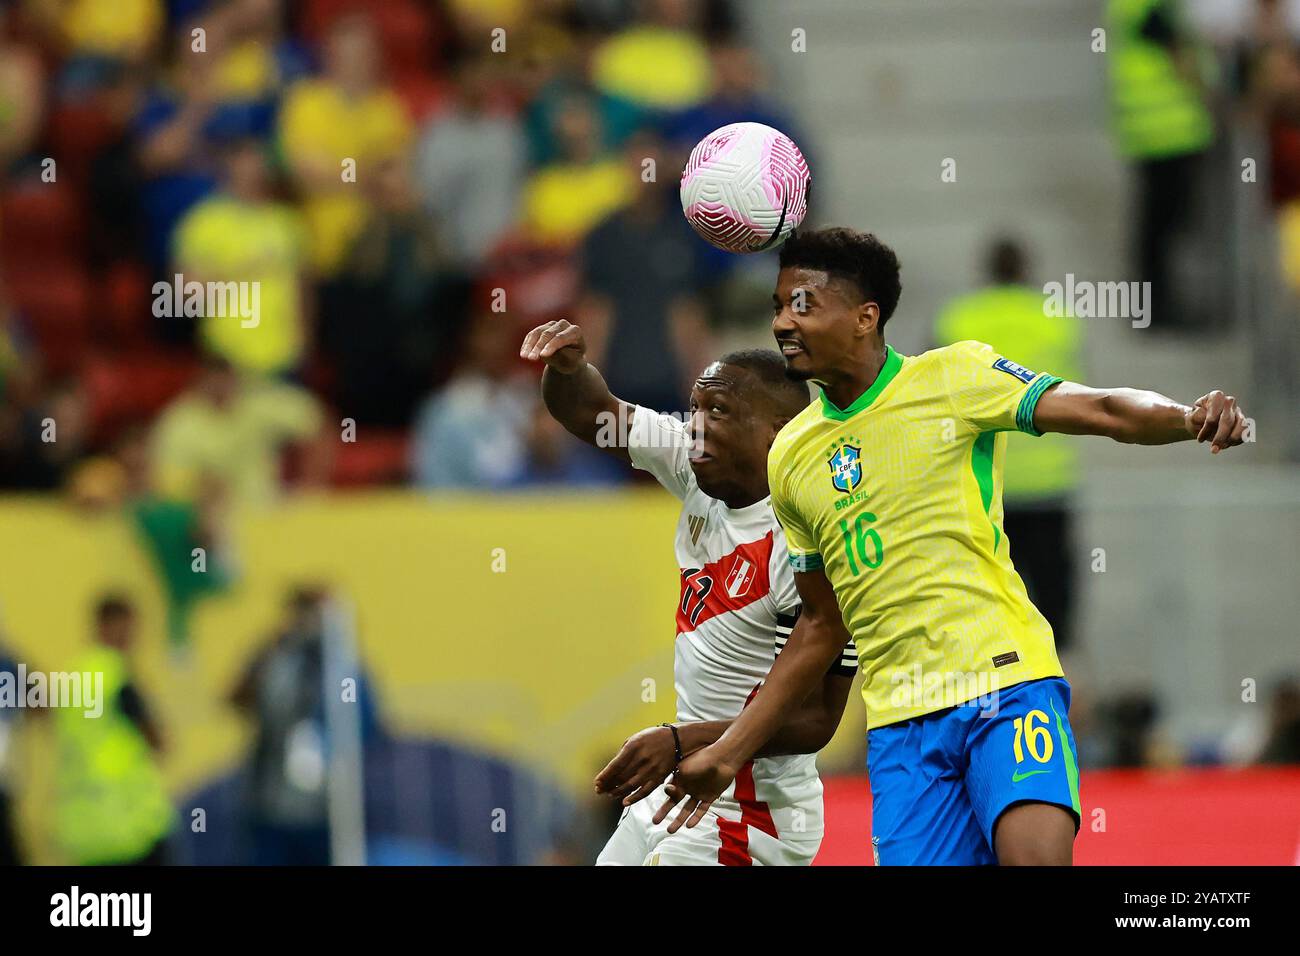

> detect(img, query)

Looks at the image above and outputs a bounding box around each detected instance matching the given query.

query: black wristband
[660,722,683,767]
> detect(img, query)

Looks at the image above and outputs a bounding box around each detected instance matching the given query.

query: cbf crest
[828,439,863,493]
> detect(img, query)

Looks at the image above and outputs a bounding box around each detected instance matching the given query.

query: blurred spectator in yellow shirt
[152,355,330,505]
[172,138,307,377]
[1105,0,1213,332]
[278,12,411,275]
[520,91,631,246]
[131,5,308,271]
[933,237,1084,650]
[591,0,712,112]
[39,0,163,67]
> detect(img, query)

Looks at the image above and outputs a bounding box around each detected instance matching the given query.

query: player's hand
[1185,390,1248,454]
[652,746,738,833]
[520,319,586,374]
[593,726,677,807]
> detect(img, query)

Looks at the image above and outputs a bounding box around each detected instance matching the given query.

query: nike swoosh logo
[756,197,789,251]
[1012,769,1051,783]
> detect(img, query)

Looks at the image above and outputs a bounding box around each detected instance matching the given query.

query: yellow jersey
[173,196,307,376]
[277,79,412,274]
[768,341,1065,729]
[521,159,632,246]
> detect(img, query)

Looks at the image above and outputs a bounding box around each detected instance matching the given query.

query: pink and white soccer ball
[680,122,810,253]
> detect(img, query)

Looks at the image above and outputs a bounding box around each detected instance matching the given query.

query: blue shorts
[867,677,1081,866]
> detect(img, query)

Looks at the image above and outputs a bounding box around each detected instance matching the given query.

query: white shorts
[595,780,823,867]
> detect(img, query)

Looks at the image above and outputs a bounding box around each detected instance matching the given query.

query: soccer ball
[679,122,810,253]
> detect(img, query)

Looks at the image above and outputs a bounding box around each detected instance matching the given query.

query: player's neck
[821,343,889,411]
[720,482,767,512]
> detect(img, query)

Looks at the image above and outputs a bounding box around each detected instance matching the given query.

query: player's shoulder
[919,339,998,366]
[769,398,822,464]
[766,513,801,605]
[631,403,688,439]
[912,340,1008,387]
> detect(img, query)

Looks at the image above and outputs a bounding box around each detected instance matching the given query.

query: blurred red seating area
[0,0,455,487]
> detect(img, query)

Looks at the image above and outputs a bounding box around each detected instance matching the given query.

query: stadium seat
[477,238,582,328]
[371,2,437,80]
[2,264,92,376]
[47,98,122,187]
[330,429,411,487]
[98,260,154,347]
[393,72,450,125]
[0,181,85,265]
[301,0,444,77]
[82,350,203,437]
[296,1,446,124]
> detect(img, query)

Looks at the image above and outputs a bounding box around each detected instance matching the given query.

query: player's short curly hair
[778,227,903,329]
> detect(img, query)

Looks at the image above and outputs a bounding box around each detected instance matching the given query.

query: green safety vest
[53,646,175,865]
[935,285,1083,502]
[1107,0,1213,159]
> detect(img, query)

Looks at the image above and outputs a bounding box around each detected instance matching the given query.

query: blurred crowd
[0,0,808,507]
[1103,0,1300,339]
[2,0,1297,504]
[0,0,1298,866]
[0,0,814,862]
[1107,0,1300,445]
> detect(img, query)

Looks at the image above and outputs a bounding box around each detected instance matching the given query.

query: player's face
[772,267,868,382]
[687,364,771,500]
[97,611,137,651]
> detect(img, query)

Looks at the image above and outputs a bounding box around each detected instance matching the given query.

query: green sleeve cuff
[788,552,824,572]
[1015,374,1063,437]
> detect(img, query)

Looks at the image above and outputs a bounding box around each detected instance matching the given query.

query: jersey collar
[720,495,772,522]
[818,345,903,421]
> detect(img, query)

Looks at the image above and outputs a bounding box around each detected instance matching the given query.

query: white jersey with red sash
[595,407,857,867]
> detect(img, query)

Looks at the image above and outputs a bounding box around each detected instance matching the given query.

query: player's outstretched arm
[1033,382,1249,454]
[521,319,633,462]
[652,567,851,832]
[593,669,853,808]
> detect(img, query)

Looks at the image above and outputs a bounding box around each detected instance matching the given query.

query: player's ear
[858,301,880,336]
[767,413,793,447]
